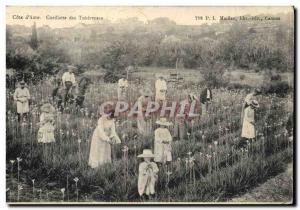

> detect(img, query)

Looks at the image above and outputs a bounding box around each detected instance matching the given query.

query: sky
[6,6,293,28]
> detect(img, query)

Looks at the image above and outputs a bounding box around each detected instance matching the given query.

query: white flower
[166,171,172,176]
[10,160,15,164]
[18,185,23,191]
[122,145,129,152]
[16,157,22,162]
[206,154,212,159]
[61,188,65,193]
[185,158,189,164]
[189,156,195,163]
[73,177,79,183]
[122,134,127,139]
[214,141,218,146]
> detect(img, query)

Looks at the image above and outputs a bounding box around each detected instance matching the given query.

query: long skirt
[241,121,255,139]
[88,128,111,168]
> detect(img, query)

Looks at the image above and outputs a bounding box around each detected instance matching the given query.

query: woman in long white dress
[241,100,259,147]
[88,111,121,168]
[241,88,261,125]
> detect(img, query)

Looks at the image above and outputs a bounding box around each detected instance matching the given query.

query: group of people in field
[12,65,262,199]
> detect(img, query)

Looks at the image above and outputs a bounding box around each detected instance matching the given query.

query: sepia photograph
[5,6,295,205]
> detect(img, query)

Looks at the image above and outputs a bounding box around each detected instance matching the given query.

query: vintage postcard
[6,6,294,205]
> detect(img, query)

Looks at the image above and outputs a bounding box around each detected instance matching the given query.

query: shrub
[270,74,282,81]
[261,81,291,97]
[239,74,245,81]
[226,83,252,90]
[101,40,139,83]
[202,62,228,88]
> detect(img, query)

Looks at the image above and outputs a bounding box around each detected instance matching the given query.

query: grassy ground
[231,163,293,204]
[83,66,294,87]
[6,67,294,203]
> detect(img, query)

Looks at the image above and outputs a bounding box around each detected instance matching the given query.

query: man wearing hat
[241,100,259,147]
[137,149,159,198]
[155,74,167,102]
[137,88,154,136]
[61,65,76,105]
[62,65,76,88]
[13,81,30,122]
[200,84,213,115]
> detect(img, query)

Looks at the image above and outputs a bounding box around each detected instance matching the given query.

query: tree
[202,61,228,88]
[29,22,38,50]
[6,27,12,48]
[101,39,139,83]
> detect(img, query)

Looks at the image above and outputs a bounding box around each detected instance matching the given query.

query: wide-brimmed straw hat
[41,103,56,113]
[19,80,26,85]
[139,88,153,96]
[250,100,259,108]
[156,117,173,126]
[137,149,155,158]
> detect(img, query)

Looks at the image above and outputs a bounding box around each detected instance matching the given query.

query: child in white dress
[38,103,56,143]
[154,118,173,169]
[138,149,159,199]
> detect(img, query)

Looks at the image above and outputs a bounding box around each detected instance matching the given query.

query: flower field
[6,74,294,203]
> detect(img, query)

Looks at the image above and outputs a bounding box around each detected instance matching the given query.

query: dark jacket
[200,88,212,104]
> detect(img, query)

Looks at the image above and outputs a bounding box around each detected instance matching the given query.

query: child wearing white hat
[137,149,159,198]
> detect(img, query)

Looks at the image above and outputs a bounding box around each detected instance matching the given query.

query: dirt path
[231,163,293,204]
